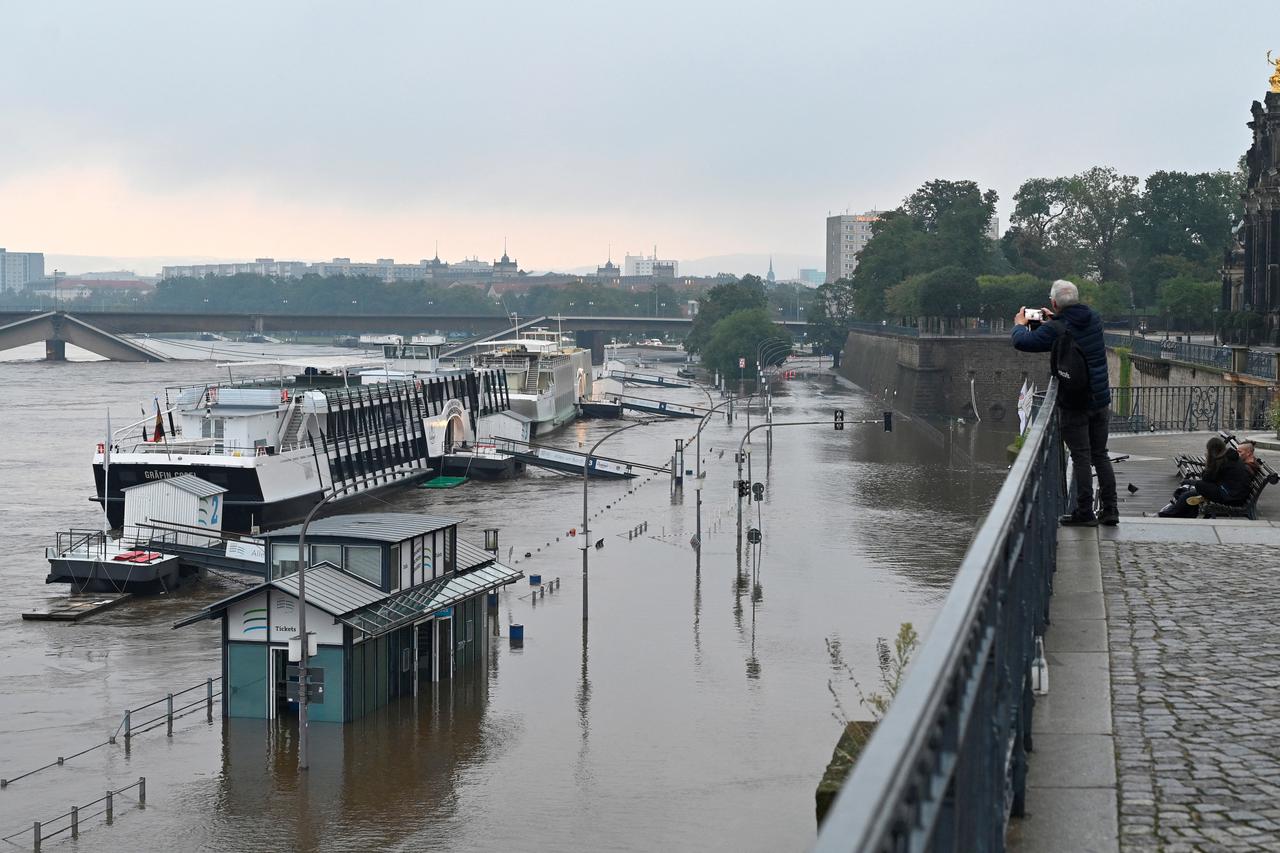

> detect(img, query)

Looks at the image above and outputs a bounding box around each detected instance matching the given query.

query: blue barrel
[529,574,542,586]
[510,623,524,642]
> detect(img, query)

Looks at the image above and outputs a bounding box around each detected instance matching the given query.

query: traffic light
[834,409,845,431]
[883,411,893,432]
[737,480,751,498]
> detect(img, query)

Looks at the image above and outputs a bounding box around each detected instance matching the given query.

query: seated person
[1159,436,1252,517]
[1238,440,1260,473]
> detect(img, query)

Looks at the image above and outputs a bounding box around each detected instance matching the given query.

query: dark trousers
[1060,406,1117,514]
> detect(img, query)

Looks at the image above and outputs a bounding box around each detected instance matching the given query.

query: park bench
[1199,459,1280,520]
[1174,431,1238,479]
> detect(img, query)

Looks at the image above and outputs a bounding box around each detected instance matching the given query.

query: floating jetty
[489,437,667,479]
[22,592,133,622]
[604,370,692,389]
[607,394,705,419]
[579,400,624,419]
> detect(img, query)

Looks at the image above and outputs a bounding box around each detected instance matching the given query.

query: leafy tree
[903,179,999,273]
[808,278,856,357]
[1157,277,1218,330]
[1059,167,1140,283]
[884,275,922,321]
[977,274,1047,322]
[1130,170,1240,267]
[1074,276,1132,319]
[700,308,791,381]
[684,275,767,355]
[916,265,980,318]
[1004,177,1080,276]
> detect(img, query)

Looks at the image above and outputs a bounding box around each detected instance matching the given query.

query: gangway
[606,393,705,419]
[602,369,692,389]
[441,316,553,359]
[489,437,667,479]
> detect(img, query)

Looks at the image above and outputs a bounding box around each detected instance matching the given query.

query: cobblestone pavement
[1103,541,1280,851]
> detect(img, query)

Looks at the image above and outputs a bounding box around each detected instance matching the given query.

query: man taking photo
[1012,279,1118,526]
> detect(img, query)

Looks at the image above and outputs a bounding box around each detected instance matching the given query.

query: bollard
[166,693,173,737]
[71,806,78,839]
[123,709,131,741]
[33,821,40,852]
[106,790,113,824]
[138,777,146,807]
[207,678,214,720]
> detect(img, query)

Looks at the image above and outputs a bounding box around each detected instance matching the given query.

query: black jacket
[1207,450,1253,504]
[1011,304,1111,411]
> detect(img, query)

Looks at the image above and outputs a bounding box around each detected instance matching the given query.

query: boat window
[344,545,382,586]
[311,544,342,568]
[201,417,225,439]
[270,543,299,579]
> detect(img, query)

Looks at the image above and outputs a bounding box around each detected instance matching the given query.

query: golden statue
[1270,50,1280,93]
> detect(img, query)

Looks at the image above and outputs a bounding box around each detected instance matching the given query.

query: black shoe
[1059,510,1098,527]
[1099,506,1119,526]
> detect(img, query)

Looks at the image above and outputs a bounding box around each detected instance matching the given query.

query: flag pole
[103,411,112,536]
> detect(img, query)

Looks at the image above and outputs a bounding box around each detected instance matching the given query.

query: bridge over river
[815,379,1280,852]
[0,309,805,361]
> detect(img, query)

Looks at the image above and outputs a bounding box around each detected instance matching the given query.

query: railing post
[138,776,146,807]
[166,692,174,737]
[71,806,78,839]
[105,790,113,824]
[206,678,214,720]
[33,821,40,852]
[123,709,131,742]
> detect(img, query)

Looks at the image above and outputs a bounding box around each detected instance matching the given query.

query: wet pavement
[0,340,1012,851]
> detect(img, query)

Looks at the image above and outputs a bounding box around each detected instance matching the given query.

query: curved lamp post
[581,418,657,621]
[295,485,339,772]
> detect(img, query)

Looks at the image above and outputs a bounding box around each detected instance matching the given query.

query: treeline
[683,275,794,379]
[151,274,501,314]
[811,167,1240,350]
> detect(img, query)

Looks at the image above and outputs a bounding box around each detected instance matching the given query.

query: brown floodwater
[0,340,1011,851]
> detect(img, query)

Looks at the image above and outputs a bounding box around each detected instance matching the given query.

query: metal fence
[813,381,1065,851]
[1105,333,1277,380]
[1109,385,1275,434]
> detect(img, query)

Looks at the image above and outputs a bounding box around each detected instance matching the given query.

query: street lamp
[581,418,656,620]
[294,485,339,771]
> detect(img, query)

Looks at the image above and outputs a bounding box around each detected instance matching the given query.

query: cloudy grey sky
[2,1,1275,274]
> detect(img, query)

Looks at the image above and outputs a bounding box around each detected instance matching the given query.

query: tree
[808,278,856,357]
[684,275,767,355]
[916,266,980,318]
[903,179,999,273]
[1005,177,1080,277]
[1130,170,1240,266]
[1158,277,1217,330]
[977,274,1047,322]
[700,308,792,381]
[1059,167,1140,283]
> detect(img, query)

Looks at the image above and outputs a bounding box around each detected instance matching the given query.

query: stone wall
[839,329,1048,424]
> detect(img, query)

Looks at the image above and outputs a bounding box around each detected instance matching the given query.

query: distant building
[825,211,883,283]
[766,256,776,283]
[26,278,156,300]
[0,248,45,292]
[624,251,678,278]
[595,257,620,281]
[492,250,519,279]
[797,268,824,287]
[161,258,310,279]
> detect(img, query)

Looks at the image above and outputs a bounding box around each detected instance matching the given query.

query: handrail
[814,380,1065,851]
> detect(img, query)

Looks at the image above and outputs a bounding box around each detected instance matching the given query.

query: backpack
[1049,320,1091,408]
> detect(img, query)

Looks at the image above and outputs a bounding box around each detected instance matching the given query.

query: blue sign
[434,607,453,619]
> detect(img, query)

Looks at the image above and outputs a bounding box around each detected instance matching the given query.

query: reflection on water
[0,347,1014,851]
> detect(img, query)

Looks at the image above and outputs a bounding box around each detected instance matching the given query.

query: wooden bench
[1174,431,1238,480]
[1199,460,1280,520]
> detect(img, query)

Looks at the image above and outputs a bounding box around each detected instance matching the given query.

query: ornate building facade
[1226,91,1280,340]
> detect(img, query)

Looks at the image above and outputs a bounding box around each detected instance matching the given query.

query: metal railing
[1105,333,1277,380]
[814,381,1065,852]
[844,320,1007,339]
[0,677,220,788]
[1109,384,1274,434]
[1,778,146,851]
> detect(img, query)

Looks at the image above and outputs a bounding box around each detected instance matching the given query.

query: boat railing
[47,527,176,560]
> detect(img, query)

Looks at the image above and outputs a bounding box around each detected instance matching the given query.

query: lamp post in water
[295,486,338,772]
[581,418,657,621]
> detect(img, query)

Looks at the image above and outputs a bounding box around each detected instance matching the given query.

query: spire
[434,240,440,263]
[767,255,775,283]
[502,236,509,263]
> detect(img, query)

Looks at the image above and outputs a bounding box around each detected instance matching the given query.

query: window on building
[311,544,342,567]
[270,543,299,579]
[345,545,382,586]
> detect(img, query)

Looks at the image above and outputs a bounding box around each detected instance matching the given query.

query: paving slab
[1008,787,1120,853]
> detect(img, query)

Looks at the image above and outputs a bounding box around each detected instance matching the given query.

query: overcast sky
[2,1,1276,274]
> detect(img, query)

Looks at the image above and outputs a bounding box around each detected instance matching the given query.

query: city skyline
[2,2,1275,273]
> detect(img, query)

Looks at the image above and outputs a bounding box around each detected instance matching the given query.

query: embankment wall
[839,330,1048,424]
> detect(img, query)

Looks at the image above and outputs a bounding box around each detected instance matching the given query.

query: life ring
[97,442,105,454]
[280,389,289,402]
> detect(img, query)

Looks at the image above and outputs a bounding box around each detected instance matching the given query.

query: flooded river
[0,340,1011,851]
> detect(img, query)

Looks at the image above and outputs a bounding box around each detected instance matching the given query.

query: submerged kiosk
[174,513,521,723]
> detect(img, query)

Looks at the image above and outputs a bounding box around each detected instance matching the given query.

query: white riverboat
[92,356,514,533]
[470,330,592,437]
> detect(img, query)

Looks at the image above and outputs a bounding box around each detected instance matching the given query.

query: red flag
[152,404,165,442]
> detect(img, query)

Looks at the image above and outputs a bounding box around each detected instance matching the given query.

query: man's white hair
[1050,279,1079,308]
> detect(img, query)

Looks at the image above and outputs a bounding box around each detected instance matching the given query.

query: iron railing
[1109,385,1274,434]
[1104,333,1277,380]
[814,381,1065,851]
